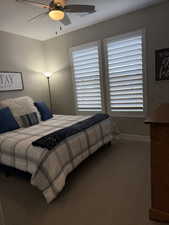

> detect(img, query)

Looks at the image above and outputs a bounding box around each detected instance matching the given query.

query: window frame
[103,29,147,118]
[70,41,105,115]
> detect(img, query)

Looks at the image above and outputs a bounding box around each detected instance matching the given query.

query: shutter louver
[71,44,102,112]
[106,34,144,112]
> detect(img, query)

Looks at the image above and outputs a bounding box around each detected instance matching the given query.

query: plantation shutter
[106,33,144,112]
[71,43,102,112]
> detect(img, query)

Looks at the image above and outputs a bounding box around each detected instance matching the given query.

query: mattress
[0,114,113,203]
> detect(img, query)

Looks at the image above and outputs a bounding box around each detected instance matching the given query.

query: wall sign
[156,48,169,81]
[0,72,24,91]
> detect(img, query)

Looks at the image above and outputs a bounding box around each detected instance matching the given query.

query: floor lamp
[43,72,53,111]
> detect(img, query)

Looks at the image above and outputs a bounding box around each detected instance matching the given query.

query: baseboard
[120,133,150,142]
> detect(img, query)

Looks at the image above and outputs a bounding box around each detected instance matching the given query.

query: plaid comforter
[0,115,113,203]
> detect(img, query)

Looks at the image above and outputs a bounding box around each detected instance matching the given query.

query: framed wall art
[156,48,169,81]
[0,72,24,92]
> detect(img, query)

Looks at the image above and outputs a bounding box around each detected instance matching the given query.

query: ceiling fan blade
[16,0,50,9]
[80,12,95,17]
[28,11,48,22]
[60,13,71,26]
[64,4,95,13]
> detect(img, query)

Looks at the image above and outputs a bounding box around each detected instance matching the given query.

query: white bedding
[0,115,113,203]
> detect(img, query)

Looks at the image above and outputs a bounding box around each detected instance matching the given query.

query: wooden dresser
[145,104,169,223]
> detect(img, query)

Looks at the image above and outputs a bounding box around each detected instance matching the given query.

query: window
[71,42,103,113]
[70,30,145,117]
[105,31,144,114]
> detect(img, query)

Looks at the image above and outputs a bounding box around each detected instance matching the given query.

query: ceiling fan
[16,0,96,25]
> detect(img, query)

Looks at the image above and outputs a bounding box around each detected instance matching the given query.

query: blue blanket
[32,114,109,150]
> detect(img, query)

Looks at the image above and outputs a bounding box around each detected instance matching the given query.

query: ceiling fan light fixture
[49,9,64,21]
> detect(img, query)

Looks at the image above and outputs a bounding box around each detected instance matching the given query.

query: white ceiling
[0,0,166,41]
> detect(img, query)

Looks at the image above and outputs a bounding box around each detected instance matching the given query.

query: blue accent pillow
[0,107,19,134]
[34,101,53,121]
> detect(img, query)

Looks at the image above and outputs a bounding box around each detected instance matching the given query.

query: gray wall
[0,31,49,105]
[43,1,169,136]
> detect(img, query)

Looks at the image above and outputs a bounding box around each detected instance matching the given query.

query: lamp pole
[47,77,52,112]
[43,72,53,112]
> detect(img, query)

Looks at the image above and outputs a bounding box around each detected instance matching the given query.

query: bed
[0,110,113,203]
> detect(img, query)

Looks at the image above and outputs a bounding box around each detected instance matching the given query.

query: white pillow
[0,96,41,127]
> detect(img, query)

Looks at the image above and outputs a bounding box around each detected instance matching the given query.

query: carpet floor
[0,140,166,225]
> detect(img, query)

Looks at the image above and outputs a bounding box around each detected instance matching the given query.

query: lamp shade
[43,72,52,78]
[49,10,64,21]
